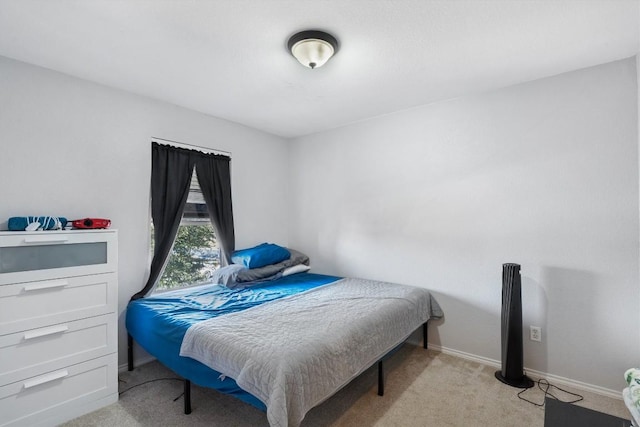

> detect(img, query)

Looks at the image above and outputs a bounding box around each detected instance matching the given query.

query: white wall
[289,57,639,392]
[1,52,637,394]
[0,56,290,367]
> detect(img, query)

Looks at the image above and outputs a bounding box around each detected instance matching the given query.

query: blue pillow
[231,243,291,269]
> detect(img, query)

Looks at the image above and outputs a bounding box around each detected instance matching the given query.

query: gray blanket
[179,277,443,427]
[236,249,309,283]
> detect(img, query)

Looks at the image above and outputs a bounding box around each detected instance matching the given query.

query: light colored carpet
[62,345,630,426]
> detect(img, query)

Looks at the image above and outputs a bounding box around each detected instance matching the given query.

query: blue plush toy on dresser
[7,216,67,231]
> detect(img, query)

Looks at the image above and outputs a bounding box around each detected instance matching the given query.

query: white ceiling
[0,1,638,138]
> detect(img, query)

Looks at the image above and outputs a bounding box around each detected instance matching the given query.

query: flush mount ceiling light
[287,30,339,69]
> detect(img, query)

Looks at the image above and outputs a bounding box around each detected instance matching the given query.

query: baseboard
[118,355,156,374]
[426,343,501,369]
[121,344,622,401]
[523,366,623,401]
[428,343,623,401]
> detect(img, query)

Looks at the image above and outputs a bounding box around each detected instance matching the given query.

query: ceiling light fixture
[287,30,339,69]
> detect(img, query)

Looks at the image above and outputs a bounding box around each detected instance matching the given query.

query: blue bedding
[126,272,340,410]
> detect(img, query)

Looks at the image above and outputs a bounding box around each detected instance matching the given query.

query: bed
[127,267,443,427]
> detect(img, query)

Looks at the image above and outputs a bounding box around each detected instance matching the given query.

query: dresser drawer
[0,273,116,335]
[0,230,117,285]
[0,314,116,385]
[0,354,118,427]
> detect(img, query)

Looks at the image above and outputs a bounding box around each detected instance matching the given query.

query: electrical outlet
[530,326,542,342]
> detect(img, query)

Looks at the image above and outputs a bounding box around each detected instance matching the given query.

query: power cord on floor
[118,377,184,397]
[517,378,584,407]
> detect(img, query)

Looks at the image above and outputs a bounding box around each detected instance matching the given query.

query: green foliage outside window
[155,223,220,291]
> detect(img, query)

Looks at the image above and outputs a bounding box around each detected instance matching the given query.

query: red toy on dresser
[70,218,111,229]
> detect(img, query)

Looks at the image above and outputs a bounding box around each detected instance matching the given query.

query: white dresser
[0,230,118,427]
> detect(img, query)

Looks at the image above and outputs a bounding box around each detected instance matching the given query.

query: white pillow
[282,264,311,276]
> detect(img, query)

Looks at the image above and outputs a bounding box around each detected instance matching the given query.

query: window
[152,170,220,292]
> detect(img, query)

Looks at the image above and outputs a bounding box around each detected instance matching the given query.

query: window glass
[152,170,220,292]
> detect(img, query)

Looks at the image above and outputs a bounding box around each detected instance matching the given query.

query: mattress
[125,272,340,410]
[180,277,444,427]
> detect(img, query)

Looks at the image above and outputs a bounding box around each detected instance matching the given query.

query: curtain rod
[151,136,232,158]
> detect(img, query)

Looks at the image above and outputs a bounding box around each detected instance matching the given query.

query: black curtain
[131,143,195,300]
[131,142,236,300]
[195,154,235,265]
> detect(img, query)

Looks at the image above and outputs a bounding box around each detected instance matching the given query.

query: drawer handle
[24,324,69,340]
[23,370,69,389]
[22,236,70,244]
[23,280,69,292]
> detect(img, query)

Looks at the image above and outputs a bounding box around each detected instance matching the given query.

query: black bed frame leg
[423,321,428,349]
[184,380,192,414]
[127,334,134,371]
[377,360,384,396]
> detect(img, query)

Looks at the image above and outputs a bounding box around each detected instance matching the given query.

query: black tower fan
[495,263,534,388]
